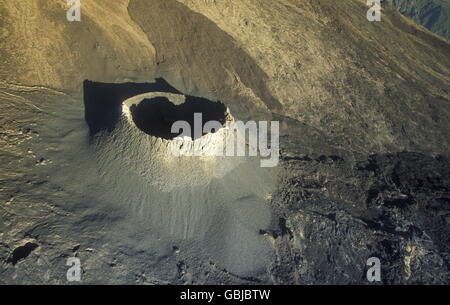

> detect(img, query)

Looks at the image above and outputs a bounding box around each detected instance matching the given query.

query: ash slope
[0,0,449,284]
[0,83,278,284]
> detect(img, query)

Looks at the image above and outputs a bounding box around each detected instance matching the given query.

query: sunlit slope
[0,0,156,92]
[1,0,449,156]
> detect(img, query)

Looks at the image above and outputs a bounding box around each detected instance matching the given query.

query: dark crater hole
[130,96,228,140]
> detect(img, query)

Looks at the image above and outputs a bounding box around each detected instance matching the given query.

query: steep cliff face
[387,0,450,40]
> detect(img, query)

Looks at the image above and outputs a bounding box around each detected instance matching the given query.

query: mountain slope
[387,0,450,40]
[1,0,449,157]
[129,0,450,157]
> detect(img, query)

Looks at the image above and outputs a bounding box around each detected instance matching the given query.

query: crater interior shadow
[130,96,227,140]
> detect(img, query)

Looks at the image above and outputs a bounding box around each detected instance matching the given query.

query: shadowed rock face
[387,0,450,40]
